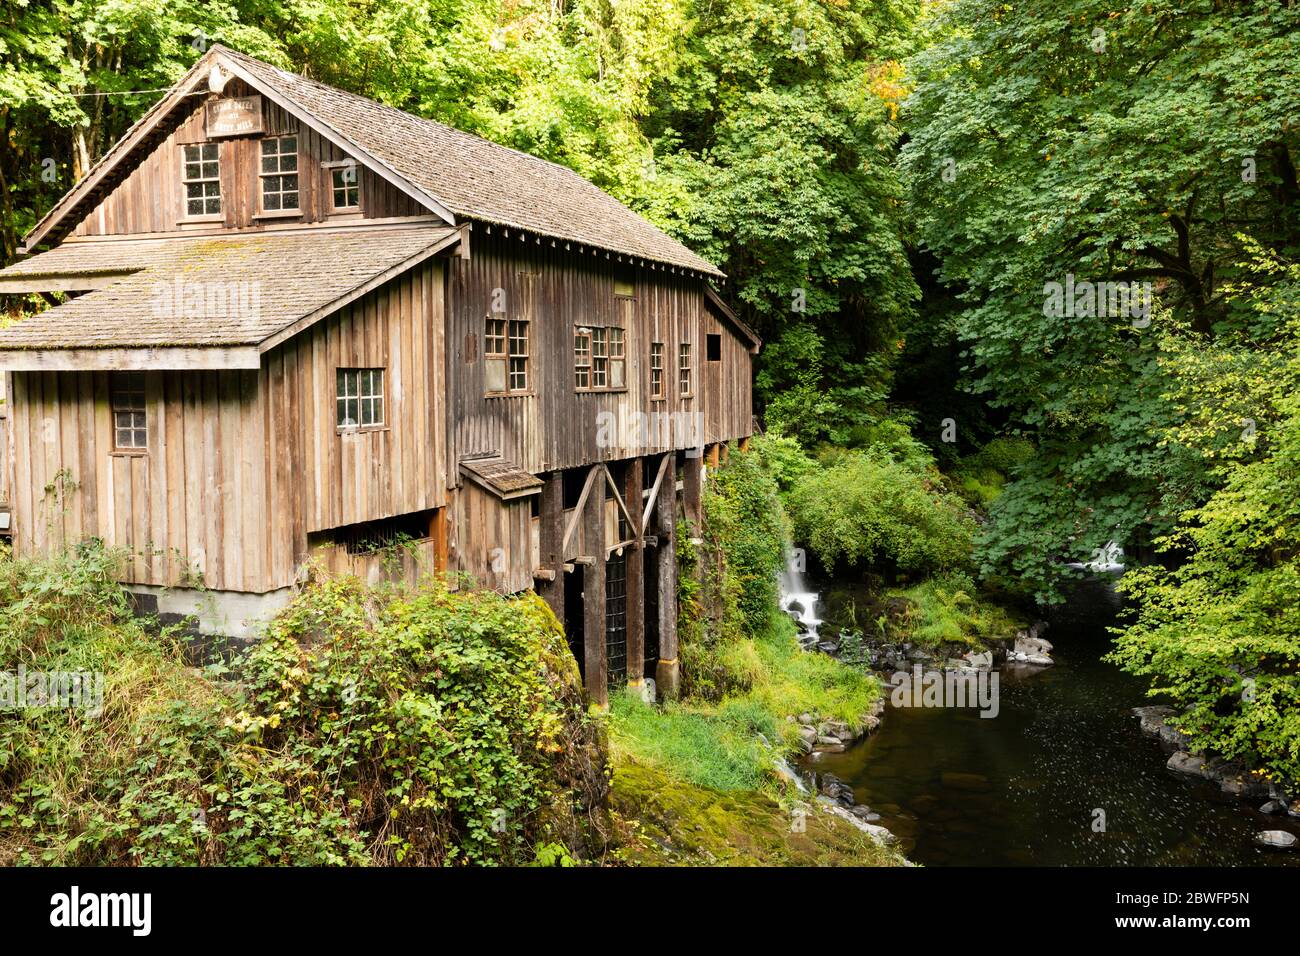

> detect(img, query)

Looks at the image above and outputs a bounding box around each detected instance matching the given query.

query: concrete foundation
[126,584,294,643]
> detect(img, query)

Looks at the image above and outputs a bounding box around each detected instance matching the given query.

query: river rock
[962,650,994,670]
[1220,774,1271,799]
[1254,830,1297,849]
[1014,633,1053,657]
[1131,705,1192,749]
[1167,751,1212,779]
[815,735,846,753]
[1260,800,1286,815]
[1288,800,1300,818]
[849,805,882,822]
[827,720,852,740]
[797,713,814,726]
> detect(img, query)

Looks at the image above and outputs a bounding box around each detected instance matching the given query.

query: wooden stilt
[683,452,703,529]
[655,453,680,699]
[538,471,564,623]
[582,465,607,706]
[624,456,645,689]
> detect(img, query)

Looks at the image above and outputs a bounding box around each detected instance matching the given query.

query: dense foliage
[0,543,603,865]
[786,448,974,576]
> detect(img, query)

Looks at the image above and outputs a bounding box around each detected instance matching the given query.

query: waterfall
[1066,540,1125,575]
[778,542,822,646]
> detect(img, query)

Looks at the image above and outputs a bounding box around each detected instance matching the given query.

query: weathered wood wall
[7,368,268,590]
[447,481,537,594]
[70,80,424,239]
[6,263,445,593]
[263,259,448,582]
[445,230,753,483]
[0,372,12,515]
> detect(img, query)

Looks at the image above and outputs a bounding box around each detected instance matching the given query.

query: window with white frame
[485,315,528,394]
[574,328,592,389]
[678,342,693,397]
[649,342,665,399]
[111,372,147,450]
[336,368,384,428]
[576,326,625,391]
[260,136,299,211]
[331,163,359,210]
[182,143,221,217]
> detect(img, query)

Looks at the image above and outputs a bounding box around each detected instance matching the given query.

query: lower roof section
[0,224,459,370]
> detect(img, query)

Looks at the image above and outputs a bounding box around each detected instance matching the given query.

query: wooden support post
[655,453,680,699]
[538,472,564,623]
[430,507,449,575]
[624,457,645,691]
[683,452,703,529]
[582,465,607,707]
[738,436,751,453]
[706,443,720,468]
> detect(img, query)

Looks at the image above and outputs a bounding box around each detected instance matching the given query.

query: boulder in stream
[1254,830,1297,850]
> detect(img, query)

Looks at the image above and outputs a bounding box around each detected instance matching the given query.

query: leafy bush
[0,545,605,865]
[884,573,1026,649]
[679,444,789,701]
[787,450,975,575]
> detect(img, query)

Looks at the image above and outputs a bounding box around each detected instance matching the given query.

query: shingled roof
[21,45,722,278]
[0,226,457,360]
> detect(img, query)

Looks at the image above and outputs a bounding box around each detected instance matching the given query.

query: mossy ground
[607,760,906,866]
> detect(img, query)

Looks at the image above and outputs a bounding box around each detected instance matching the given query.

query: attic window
[614,278,635,298]
[181,144,221,217]
[331,164,360,210]
[707,333,722,361]
[111,372,147,451]
[260,136,299,211]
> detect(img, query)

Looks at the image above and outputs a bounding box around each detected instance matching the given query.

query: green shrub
[883,573,1026,649]
[787,450,975,575]
[0,545,605,866]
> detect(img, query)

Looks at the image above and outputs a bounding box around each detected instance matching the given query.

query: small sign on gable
[205,95,264,138]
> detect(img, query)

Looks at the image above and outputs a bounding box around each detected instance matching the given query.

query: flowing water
[793,570,1300,867]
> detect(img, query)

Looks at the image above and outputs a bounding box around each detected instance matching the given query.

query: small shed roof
[459,456,544,500]
[0,226,458,368]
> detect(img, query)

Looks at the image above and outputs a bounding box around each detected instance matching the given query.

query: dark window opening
[564,567,586,676]
[707,333,722,361]
[309,511,433,556]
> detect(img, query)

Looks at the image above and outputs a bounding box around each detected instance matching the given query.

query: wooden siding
[448,482,537,594]
[262,260,448,584]
[445,230,752,482]
[6,262,446,592]
[70,80,424,239]
[7,368,268,591]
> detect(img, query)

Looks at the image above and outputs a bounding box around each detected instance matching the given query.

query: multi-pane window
[111,373,147,450]
[331,164,360,210]
[508,320,529,391]
[484,316,528,393]
[182,143,221,216]
[336,369,384,428]
[592,328,610,388]
[679,343,693,396]
[650,342,665,399]
[574,329,592,389]
[260,136,299,211]
[577,326,626,391]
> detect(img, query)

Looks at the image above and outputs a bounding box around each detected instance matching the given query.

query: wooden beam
[582,465,607,706]
[624,457,645,687]
[0,274,130,294]
[655,452,680,699]
[683,452,703,528]
[538,471,564,623]
[0,346,261,371]
[430,507,448,576]
[603,464,636,538]
[561,465,600,556]
[640,453,672,536]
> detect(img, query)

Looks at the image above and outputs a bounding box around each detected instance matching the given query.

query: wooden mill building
[0,45,757,702]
